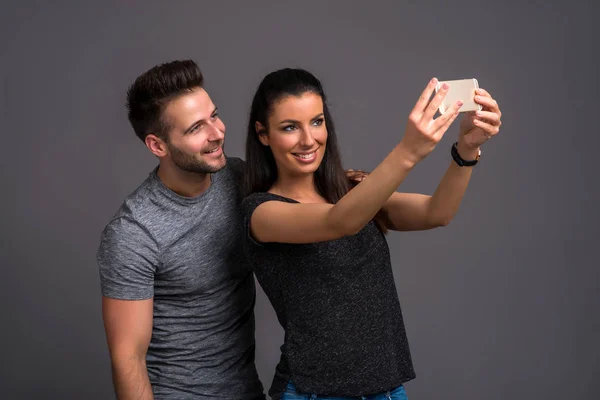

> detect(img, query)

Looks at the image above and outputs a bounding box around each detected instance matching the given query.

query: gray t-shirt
[97,157,264,399]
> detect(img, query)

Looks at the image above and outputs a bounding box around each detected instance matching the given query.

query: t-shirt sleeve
[241,192,296,247]
[241,193,269,248]
[97,217,159,300]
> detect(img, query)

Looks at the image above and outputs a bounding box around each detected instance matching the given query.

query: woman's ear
[255,122,269,146]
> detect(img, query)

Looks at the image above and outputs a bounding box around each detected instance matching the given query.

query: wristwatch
[451,142,481,167]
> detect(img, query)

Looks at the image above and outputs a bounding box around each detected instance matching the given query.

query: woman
[242,68,502,400]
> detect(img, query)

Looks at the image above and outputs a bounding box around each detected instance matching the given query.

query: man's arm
[97,216,159,399]
[102,297,154,400]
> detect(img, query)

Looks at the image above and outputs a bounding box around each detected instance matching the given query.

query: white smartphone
[435,78,482,114]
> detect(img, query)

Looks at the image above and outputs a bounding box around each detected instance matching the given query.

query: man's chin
[173,157,226,175]
[207,154,227,172]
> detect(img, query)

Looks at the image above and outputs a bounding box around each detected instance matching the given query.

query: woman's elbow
[423,211,453,228]
[431,216,452,228]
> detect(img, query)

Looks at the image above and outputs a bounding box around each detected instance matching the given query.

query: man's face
[161,87,226,174]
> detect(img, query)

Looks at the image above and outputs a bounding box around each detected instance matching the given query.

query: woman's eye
[283,125,296,132]
[312,118,324,126]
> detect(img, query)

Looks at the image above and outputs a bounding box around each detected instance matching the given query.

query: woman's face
[257,91,328,178]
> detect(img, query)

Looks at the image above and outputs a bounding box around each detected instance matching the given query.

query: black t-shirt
[241,192,416,399]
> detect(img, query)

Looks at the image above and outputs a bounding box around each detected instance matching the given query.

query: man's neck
[156,162,212,198]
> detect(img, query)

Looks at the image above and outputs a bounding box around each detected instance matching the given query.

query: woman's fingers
[432,100,463,133]
[436,107,462,139]
[409,78,439,119]
[475,92,501,115]
[422,83,450,122]
[473,118,500,137]
[474,110,501,125]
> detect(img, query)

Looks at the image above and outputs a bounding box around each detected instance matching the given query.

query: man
[97,60,265,399]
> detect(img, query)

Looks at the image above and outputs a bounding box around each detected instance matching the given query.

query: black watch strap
[451,142,481,167]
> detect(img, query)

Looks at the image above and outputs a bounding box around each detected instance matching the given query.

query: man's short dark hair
[126,60,204,142]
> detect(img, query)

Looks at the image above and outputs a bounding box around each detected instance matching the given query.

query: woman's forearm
[327,143,418,235]
[426,143,480,226]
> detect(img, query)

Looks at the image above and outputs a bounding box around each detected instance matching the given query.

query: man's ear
[145,134,169,158]
[255,122,269,146]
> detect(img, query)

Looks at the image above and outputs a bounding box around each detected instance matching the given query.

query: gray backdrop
[1,1,598,399]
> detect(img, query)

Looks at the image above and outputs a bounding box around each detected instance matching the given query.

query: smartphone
[435,78,482,114]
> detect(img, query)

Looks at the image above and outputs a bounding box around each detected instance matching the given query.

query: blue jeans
[281,380,408,400]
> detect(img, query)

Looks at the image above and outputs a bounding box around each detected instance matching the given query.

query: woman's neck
[269,171,325,203]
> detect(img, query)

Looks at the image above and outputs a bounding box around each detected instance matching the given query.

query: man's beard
[167,142,226,174]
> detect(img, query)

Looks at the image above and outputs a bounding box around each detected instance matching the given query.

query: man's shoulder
[101,174,161,239]
[214,156,246,192]
[224,156,246,175]
[97,175,161,299]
